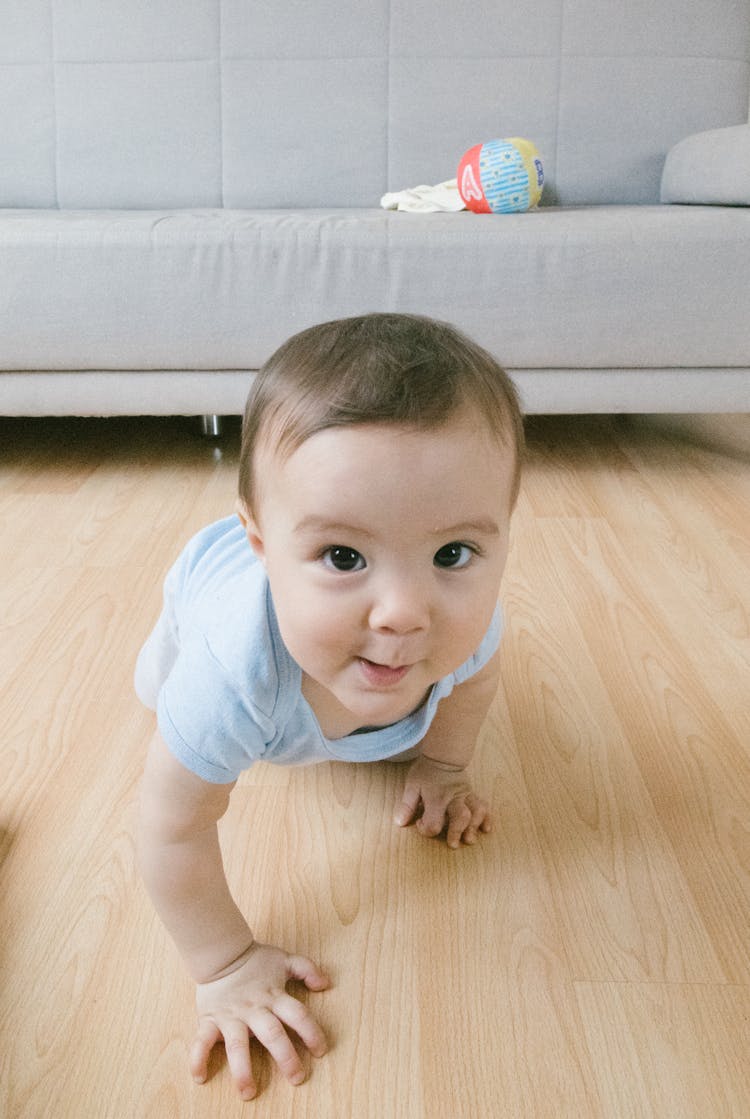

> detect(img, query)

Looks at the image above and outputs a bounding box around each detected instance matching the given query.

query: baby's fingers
[286,953,332,993]
[416,797,451,839]
[190,1019,222,1085]
[248,1007,306,1086]
[467,794,493,835]
[461,796,493,845]
[394,784,422,828]
[445,799,473,849]
[223,1023,258,1100]
[271,990,329,1058]
[191,1018,263,1100]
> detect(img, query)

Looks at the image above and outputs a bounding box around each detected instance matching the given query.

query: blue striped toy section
[479,141,530,213]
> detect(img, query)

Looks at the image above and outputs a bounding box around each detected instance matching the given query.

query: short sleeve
[157,634,276,783]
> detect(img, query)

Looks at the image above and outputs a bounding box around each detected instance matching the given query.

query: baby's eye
[321,546,366,572]
[433,542,475,569]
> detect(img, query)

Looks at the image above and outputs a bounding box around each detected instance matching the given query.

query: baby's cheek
[280,601,354,667]
[436,616,489,673]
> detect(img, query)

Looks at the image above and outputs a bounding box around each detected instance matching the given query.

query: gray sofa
[2,0,749,418]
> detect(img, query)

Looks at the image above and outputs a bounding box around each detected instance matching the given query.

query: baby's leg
[134,608,180,710]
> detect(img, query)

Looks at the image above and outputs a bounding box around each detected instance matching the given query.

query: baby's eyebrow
[432,519,500,538]
[294,515,376,539]
[295,515,500,538]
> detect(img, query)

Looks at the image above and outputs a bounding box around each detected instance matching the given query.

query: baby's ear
[235,498,266,564]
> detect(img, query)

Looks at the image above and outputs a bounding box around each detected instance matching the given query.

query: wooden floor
[1,414,748,1119]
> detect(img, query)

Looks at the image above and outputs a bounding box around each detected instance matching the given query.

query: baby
[135,312,523,1100]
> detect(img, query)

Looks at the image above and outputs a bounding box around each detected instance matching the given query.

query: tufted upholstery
[2,0,749,210]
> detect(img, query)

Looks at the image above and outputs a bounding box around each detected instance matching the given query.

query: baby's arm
[395,651,500,848]
[137,731,330,1100]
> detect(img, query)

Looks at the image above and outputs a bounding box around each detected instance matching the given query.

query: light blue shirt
[157,516,502,783]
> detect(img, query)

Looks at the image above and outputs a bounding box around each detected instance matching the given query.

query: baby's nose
[368,577,430,635]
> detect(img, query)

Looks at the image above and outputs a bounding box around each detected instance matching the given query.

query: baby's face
[240,413,515,738]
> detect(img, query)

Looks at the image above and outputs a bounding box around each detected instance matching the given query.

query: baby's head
[236,314,523,733]
[238,313,523,515]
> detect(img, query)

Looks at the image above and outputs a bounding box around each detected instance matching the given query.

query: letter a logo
[461,163,483,202]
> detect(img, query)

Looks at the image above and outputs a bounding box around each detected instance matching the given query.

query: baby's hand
[190,942,331,1100]
[395,755,493,849]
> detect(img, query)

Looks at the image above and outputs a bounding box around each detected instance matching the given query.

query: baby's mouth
[357,658,411,687]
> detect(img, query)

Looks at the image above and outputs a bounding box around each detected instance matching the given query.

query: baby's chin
[342,671,434,723]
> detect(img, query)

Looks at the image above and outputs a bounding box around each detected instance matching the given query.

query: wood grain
[1,414,748,1118]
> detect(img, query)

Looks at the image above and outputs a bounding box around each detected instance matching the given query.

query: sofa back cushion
[2,0,748,209]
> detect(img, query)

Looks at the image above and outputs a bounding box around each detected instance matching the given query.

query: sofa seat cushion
[2,206,749,372]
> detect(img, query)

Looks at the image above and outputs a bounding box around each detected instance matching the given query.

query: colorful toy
[457,138,544,213]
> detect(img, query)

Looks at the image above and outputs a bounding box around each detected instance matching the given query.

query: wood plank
[1,414,748,1118]
[575,981,750,1119]
[501,520,725,985]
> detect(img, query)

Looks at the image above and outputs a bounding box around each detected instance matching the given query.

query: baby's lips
[357,658,411,687]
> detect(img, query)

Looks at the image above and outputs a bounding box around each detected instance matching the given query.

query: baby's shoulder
[177,514,253,582]
[163,515,300,730]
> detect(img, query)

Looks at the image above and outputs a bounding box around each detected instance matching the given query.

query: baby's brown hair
[239,313,524,511]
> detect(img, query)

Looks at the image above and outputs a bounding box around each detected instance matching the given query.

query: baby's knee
[134,613,179,710]
[134,648,160,710]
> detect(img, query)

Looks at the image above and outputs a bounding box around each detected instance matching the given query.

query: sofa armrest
[660,124,750,206]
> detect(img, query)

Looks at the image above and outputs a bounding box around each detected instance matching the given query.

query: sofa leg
[200,414,223,438]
